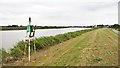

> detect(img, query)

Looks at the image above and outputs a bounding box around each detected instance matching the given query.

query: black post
[29,17,31,25]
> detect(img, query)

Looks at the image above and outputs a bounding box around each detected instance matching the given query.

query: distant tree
[20,25,22,27]
[7,25,11,27]
[12,25,18,27]
[112,24,120,28]
[97,24,104,28]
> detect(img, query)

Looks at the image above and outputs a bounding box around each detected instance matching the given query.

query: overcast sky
[0,0,119,26]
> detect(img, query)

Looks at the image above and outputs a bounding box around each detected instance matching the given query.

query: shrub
[10,47,24,58]
[0,48,9,62]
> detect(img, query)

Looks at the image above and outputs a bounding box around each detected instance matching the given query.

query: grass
[0,48,9,62]
[3,28,119,66]
[1,28,96,64]
[112,28,120,31]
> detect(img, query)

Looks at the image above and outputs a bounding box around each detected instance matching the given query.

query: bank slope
[5,28,119,66]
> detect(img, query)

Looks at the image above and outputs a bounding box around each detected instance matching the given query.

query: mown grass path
[6,28,119,66]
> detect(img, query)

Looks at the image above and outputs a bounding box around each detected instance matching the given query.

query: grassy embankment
[3,28,119,66]
[113,28,120,31]
[1,28,97,64]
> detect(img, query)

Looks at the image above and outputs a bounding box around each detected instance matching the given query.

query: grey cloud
[0,0,118,26]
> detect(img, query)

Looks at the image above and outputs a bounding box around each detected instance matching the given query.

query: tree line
[1,25,69,30]
[1,24,120,30]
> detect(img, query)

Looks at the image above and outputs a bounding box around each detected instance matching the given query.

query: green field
[4,28,119,66]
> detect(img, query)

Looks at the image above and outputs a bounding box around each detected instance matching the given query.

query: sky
[0,0,119,26]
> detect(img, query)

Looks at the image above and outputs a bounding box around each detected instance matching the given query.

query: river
[0,28,89,51]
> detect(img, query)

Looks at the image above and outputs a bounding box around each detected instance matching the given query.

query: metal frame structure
[24,17,36,62]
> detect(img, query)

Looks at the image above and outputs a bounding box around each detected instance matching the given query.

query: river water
[0,28,89,51]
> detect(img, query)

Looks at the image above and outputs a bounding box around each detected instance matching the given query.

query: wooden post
[28,37,30,62]
[24,41,27,55]
[34,36,36,53]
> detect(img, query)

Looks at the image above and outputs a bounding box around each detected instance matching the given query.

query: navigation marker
[25,17,36,62]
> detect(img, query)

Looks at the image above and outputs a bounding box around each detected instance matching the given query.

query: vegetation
[3,28,119,66]
[1,24,120,31]
[95,24,120,31]
[111,27,120,31]
[0,48,9,62]
[109,24,120,31]
[1,26,69,30]
[1,28,97,63]
[0,49,2,62]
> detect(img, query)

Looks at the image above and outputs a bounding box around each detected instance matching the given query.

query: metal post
[28,17,31,62]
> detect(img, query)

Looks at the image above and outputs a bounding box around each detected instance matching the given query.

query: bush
[10,47,24,58]
[0,48,9,62]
